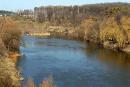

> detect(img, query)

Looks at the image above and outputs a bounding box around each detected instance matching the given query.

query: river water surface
[18,35,130,87]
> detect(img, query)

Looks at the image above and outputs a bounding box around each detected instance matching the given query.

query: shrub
[0,17,21,52]
[80,17,99,42]
[26,79,35,87]
[40,76,56,87]
[0,58,20,87]
[100,17,126,47]
[120,16,130,43]
[0,38,8,57]
[25,76,56,87]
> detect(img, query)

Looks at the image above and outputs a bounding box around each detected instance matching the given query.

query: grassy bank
[0,16,56,87]
[0,58,20,87]
[0,16,21,87]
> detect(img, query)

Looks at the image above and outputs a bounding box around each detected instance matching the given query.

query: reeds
[25,76,56,87]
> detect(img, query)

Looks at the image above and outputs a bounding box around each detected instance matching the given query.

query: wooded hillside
[34,3,130,26]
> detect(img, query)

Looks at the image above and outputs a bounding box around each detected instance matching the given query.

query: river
[17,35,130,87]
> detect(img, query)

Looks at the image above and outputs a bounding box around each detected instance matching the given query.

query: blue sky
[0,0,130,11]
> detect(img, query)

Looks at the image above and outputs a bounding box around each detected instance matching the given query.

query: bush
[120,16,130,43]
[0,17,21,52]
[80,17,99,42]
[0,58,20,87]
[25,76,56,87]
[0,38,8,57]
[40,76,56,87]
[100,17,126,47]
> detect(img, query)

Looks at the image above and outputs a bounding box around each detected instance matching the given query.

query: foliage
[99,16,126,47]
[120,16,130,42]
[34,3,130,26]
[0,10,16,16]
[80,17,99,42]
[0,38,7,57]
[25,76,56,87]
[0,17,21,51]
[0,58,20,87]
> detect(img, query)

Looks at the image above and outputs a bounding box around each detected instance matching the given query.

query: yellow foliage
[80,17,99,41]
[0,17,21,51]
[0,58,20,87]
[100,17,126,46]
[120,16,130,42]
[25,76,56,87]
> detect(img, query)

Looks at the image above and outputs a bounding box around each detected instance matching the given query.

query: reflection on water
[18,35,130,87]
[85,43,130,69]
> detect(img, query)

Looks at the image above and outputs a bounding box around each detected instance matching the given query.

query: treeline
[34,3,130,26]
[0,10,16,16]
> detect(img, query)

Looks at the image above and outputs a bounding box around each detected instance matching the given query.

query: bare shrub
[26,79,35,87]
[100,17,126,47]
[40,76,56,87]
[25,76,56,87]
[0,17,21,51]
[80,17,99,42]
[120,16,130,43]
[0,58,20,87]
[0,38,8,57]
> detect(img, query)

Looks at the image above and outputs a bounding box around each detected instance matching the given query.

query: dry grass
[120,16,130,42]
[0,16,21,87]
[25,79,35,87]
[0,38,8,57]
[0,58,20,87]
[99,17,126,47]
[80,17,99,42]
[0,16,21,52]
[40,76,56,87]
[25,76,56,87]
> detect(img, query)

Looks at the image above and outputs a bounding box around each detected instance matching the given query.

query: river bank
[0,16,21,87]
[30,3,130,54]
[51,31,130,53]
[9,52,21,63]
[19,15,130,54]
[0,16,56,87]
[0,57,21,87]
[34,24,130,54]
[23,23,130,54]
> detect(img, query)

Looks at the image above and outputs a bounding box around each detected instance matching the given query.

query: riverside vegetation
[36,3,130,52]
[0,17,56,87]
[17,3,130,52]
[0,16,21,87]
[0,2,130,87]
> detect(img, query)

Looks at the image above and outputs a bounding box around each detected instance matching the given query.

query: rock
[122,45,130,53]
[103,41,110,48]
[20,77,24,81]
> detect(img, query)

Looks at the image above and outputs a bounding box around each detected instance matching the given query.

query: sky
[0,0,130,11]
